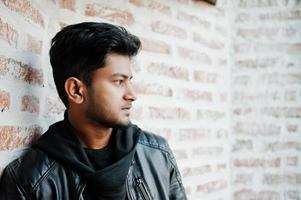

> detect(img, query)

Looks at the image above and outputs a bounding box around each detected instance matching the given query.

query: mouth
[121,105,132,111]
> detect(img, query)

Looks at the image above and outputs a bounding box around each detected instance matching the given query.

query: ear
[64,77,86,105]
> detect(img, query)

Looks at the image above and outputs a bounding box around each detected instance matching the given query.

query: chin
[112,119,131,128]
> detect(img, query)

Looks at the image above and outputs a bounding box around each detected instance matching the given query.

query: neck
[67,109,112,149]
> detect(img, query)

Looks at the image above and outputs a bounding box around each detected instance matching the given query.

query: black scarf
[32,114,141,199]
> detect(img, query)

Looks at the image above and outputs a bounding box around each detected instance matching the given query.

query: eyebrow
[111,73,133,79]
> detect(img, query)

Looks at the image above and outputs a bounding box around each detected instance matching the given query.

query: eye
[113,80,124,86]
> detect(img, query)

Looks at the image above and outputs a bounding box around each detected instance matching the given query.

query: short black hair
[49,22,141,107]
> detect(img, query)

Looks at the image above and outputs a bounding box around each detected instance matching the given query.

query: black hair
[49,22,141,107]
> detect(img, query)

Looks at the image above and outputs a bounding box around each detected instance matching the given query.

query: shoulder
[2,147,57,192]
[137,128,171,153]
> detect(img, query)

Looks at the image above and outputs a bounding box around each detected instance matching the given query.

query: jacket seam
[138,141,186,195]
[7,164,31,199]
[138,141,169,153]
[31,160,57,192]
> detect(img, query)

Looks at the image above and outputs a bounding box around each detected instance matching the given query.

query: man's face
[84,53,137,128]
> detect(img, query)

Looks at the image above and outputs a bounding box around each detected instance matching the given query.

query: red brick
[0,126,21,150]
[132,81,173,97]
[233,122,281,136]
[47,97,65,115]
[192,146,223,156]
[21,95,39,113]
[197,179,227,193]
[140,37,171,54]
[58,0,75,11]
[0,18,18,47]
[177,11,211,29]
[2,0,45,27]
[178,47,211,64]
[0,90,10,112]
[261,107,301,118]
[27,35,42,54]
[0,56,9,76]
[194,70,219,83]
[197,109,226,121]
[179,89,212,102]
[149,107,190,120]
[0,56,43,86]
[0,125,42,150]
[147,62,189,80]
[193,32,224,49]
[129,0,171,16]
[176,128,211,141]
[151,21,187,39]
[234,158,281,168]
[85,3,134,26]
[182,165,211,177]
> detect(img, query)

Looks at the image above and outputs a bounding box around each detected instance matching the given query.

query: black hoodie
[32,114,141,200]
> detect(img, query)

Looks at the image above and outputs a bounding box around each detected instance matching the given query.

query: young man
[0,22,187,200]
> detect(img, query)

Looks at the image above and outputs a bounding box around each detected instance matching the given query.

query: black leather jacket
[0,131,187,200]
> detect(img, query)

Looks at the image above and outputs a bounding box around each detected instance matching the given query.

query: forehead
[93,53,133,79]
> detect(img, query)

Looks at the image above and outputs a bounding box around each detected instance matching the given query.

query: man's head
[49,22,141,127]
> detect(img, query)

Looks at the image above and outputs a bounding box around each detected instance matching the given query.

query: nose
[124,83,137,101]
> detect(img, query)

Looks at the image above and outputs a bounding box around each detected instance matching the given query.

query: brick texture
[85,3,134,26]
[0,0,300,199]
[1,0,45,27]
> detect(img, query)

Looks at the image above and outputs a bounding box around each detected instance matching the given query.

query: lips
[121,105,132,110]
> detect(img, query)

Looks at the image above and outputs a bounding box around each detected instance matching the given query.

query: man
[0,22,187,200]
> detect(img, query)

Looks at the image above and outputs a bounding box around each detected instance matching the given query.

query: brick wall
[0,0,229,199]
[1,0,299,199]
[227,0,301,199]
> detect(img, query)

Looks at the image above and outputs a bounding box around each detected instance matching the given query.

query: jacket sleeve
[166,144,187,200]
[0,165,28,200]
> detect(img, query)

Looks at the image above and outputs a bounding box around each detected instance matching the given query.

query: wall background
[0,0,300,199]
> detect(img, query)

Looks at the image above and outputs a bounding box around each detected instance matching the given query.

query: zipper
[135,176,152,200]
[126,161,135,200]
[126,175,134,200]
[77,183,86,200]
